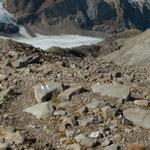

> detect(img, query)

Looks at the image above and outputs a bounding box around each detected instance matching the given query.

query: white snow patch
[15,34,103,49]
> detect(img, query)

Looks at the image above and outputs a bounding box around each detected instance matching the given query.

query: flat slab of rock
[24,102,54,118]
[57,86,83,101]
[104,144,120,150]
[78,116,94,127]
[0,129,24,146]
[134,100,149,107]
[92,83,130,100]
[0,143,9,150]
[11,55,40,69]
[34,82,63,103]
[90,131,102,139]
[124,108,150,129]
[86,99,100,111]
[11,57,29,69]
[4,131,24,145]
[0,74,7,82]
[66,143,81,150]
[0,87,14,104]
[75,134,96,148]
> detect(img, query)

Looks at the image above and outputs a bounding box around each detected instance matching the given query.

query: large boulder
[57,85,83,101]
[124,108,150,129]
[23,102,54,118]
[91,83,130,100]
[34,82,63,103]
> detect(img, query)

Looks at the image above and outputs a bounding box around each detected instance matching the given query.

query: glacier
[16,34,102,49]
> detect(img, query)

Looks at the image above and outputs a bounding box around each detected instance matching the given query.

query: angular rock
[78,116,94,127]
[67,143,81,150]
[65,129,75,137]
[0,74,7,82]
[92,83,130,100]
[4,131,24,144]
[101,138,112,147]
[56,101,73,110]
[54,110,66,116]
[0,87,14,104]
[11,55,40,69]
[101,105,111,115]
[57,86,83,101]
[0,85,3,91]
[78,106,88,115]
[59,117,74,132]
[104,144,120,150]
[101,105,120,119]
[75,134,95,148]
[89,131,102,139]
[124,108,150,129]
[0,87,14,98]
[86,99,100,111]
[134,100,149,107]
[0,143,9,150]
[11,57,29,69]
[24,102,54,118]
[34,82,63,103]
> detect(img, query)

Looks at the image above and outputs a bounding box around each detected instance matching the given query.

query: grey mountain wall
[4,0,150,34]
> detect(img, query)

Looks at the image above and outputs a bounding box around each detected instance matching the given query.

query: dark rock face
[4,0,150,34]
[5,0,123,33]
[0,23,19,33]
[123,0,150,30]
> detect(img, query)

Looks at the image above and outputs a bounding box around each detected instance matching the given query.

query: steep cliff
[4,0,150,34]
[5,0,124,34]
[123,0,150,30]
[0,0,19,33]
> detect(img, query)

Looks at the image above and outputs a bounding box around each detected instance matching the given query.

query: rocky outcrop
[123,0,150,30]
[0,0,19,33]
[0,23,19,33]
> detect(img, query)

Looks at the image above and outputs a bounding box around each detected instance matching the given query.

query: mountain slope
[105,29,150,65]
[5,0,123,34]
[4,0,150,34]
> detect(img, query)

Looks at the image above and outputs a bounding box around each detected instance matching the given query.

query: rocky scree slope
[4,0,150,34]
[0,32,150,149]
